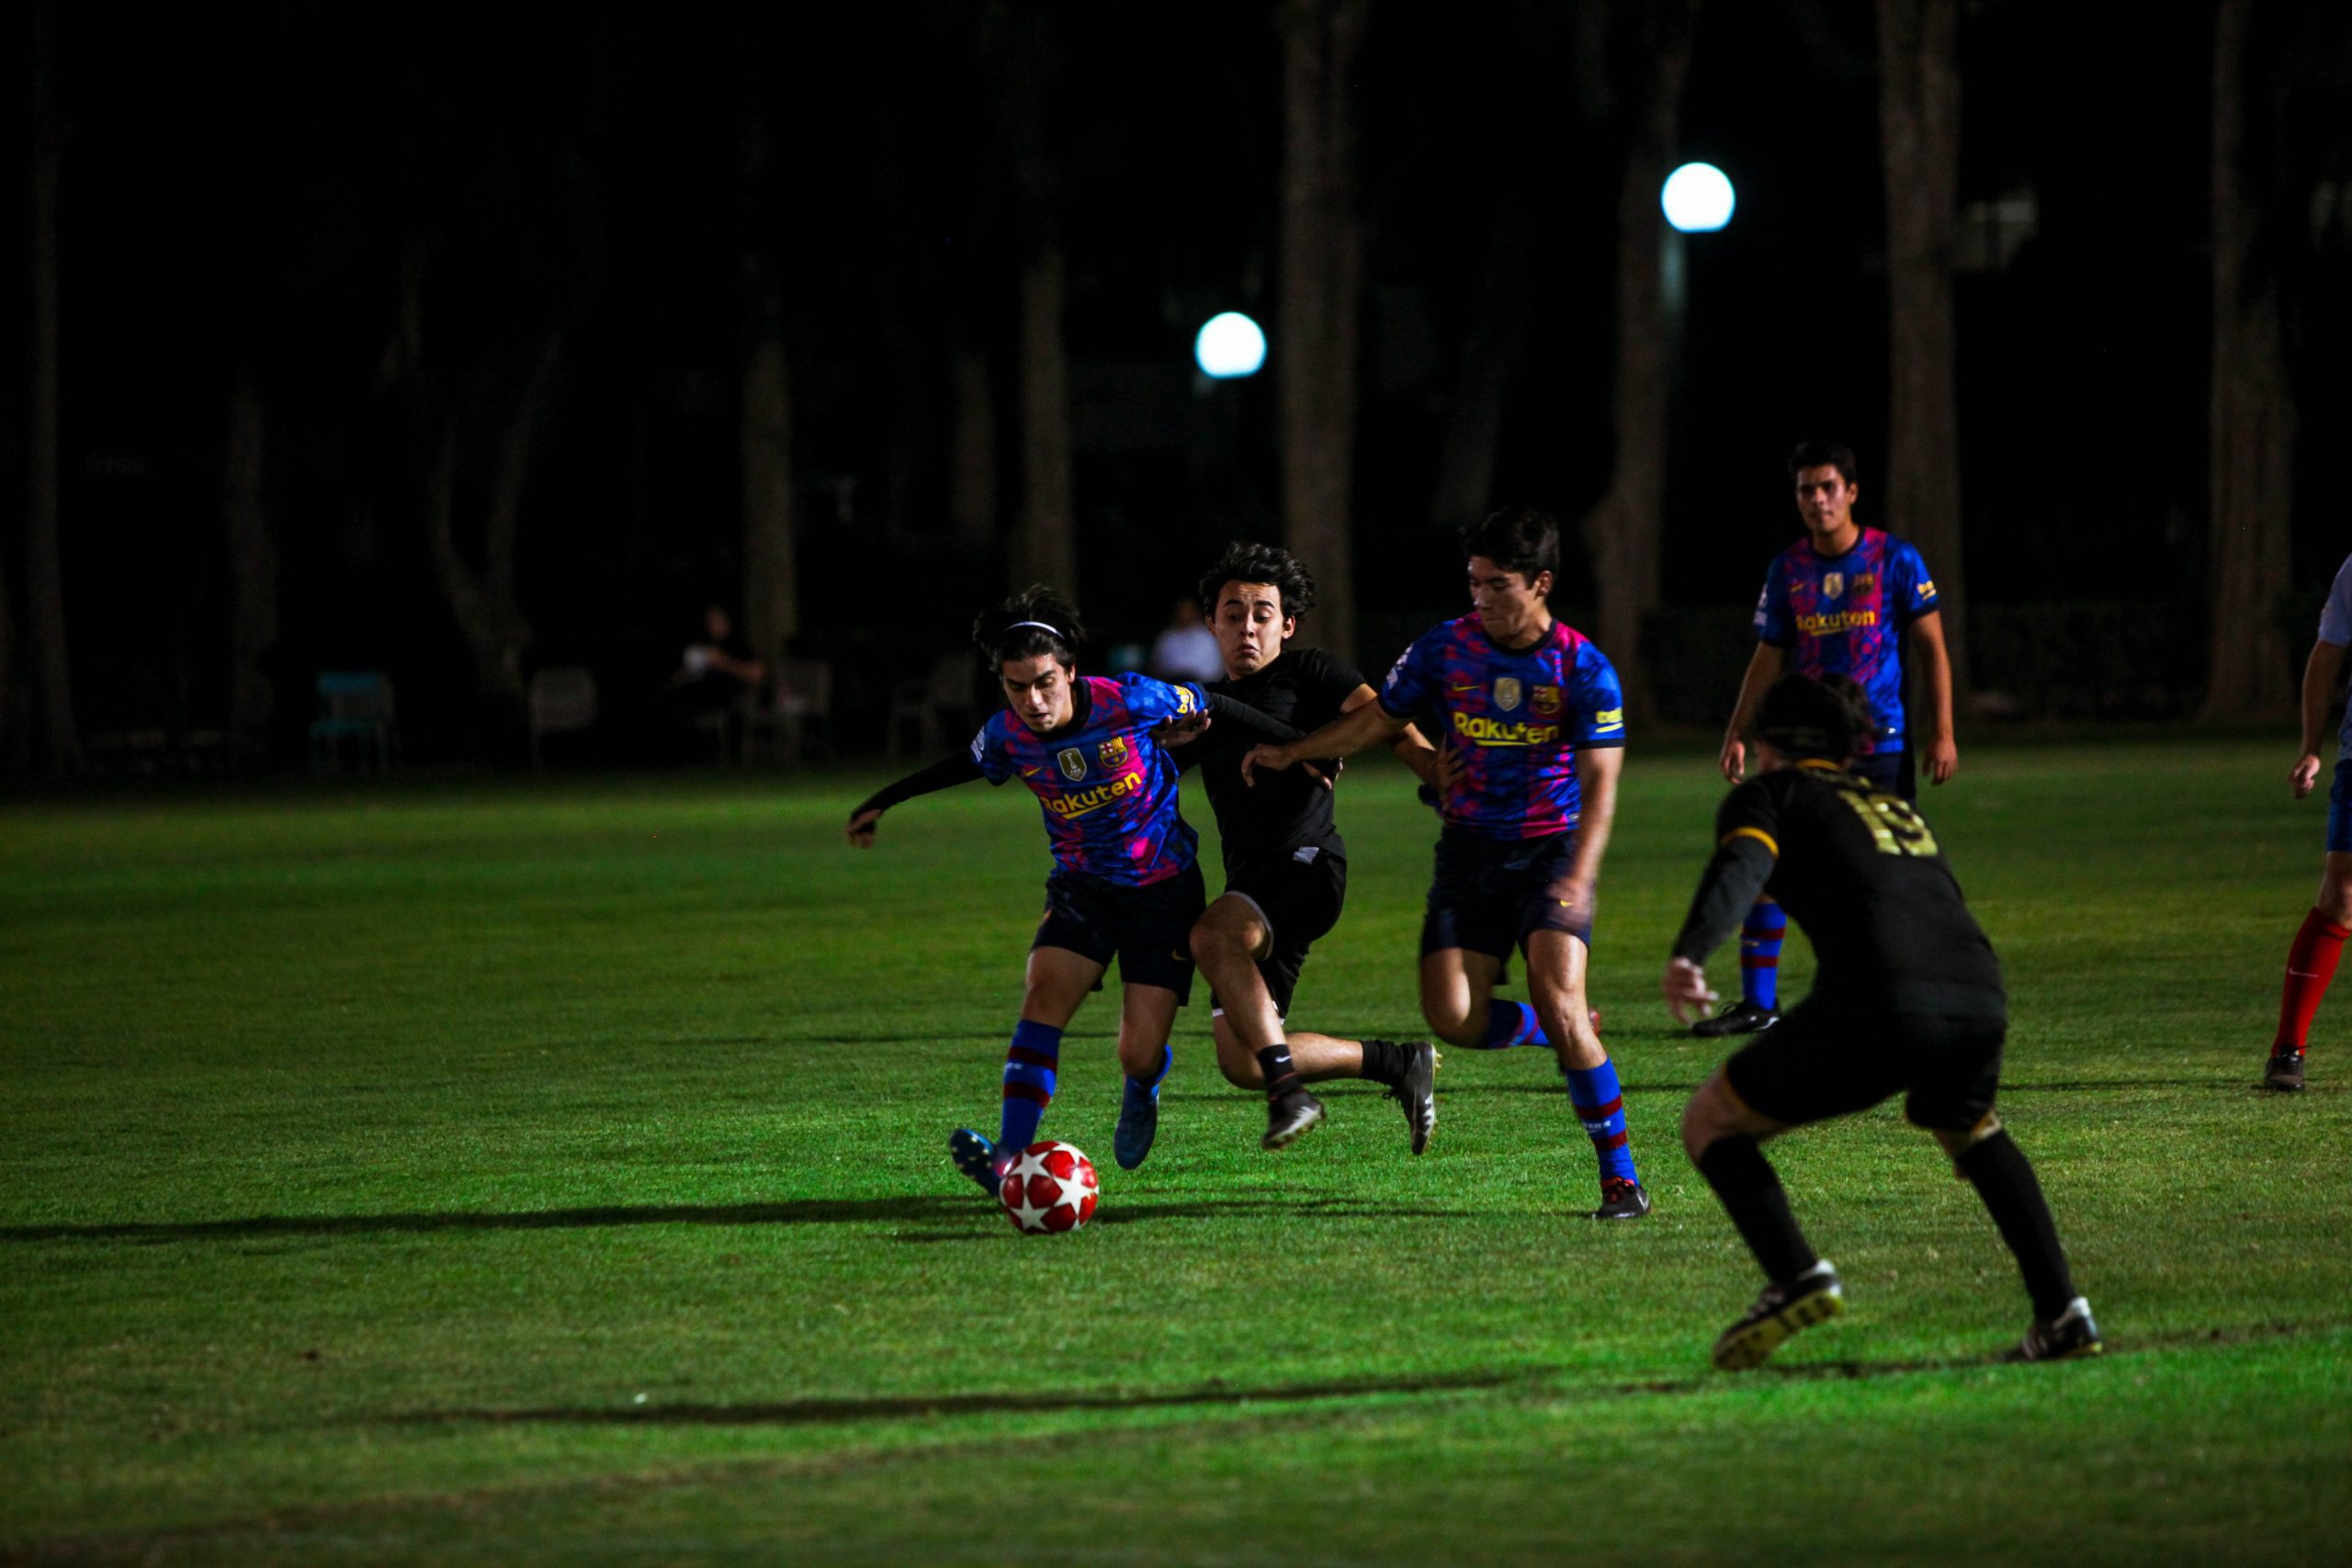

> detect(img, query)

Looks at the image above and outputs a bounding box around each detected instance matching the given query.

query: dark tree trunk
[741,279,797,668]
[1876,0,1971,695]
[1580,2,1696,724]
[949,346,999,553]
[1016,245,1075,592]
[24,0,75,775]
[2201,0,2296,721]
[1278,0,1369,664]
[223,367,277,761]
[1429,214,1530,535]
[740,111,797,671]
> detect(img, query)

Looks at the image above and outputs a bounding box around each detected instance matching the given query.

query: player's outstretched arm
[1663,832,1778,1019]
[2293,638,2350,799]
[844,751,984,847]
[1240,699,1405,787]
[1335,684,1441,784]
[1907,610,1959,785]
[1720,644,1787,784]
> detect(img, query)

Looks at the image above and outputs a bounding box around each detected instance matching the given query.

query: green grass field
[4,739,2347,1564]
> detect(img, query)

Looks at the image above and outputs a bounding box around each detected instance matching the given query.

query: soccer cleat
[1262,1087,1327,1150]
[1691,999,1780,1039]
[1711,1260,1845,1370]
[1114,1074,1161,1170]
[2263,1049,2307,1092]
[2005,1297,2103,1363]
[1383,1041,1439,1156]
[1589,1177,1652,1221]
[948,1128,1002,1195]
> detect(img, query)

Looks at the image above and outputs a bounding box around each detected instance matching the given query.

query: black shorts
[1723,999,2006,1132]
[1035,862,1204,1001]
[1853,748,1912,802]
[1214,845,1347,1019]
[1419,829,1591,963]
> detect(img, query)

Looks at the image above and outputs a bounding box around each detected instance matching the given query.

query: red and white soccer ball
[998,1140,1099,1235]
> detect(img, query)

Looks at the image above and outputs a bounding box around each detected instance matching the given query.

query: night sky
[11,3,2349,759]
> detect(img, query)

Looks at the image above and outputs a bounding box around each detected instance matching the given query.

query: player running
[1701,440,1959,1040]
[2264,551,2352,1092]
[1240,508,1649,1220]
[1666,673,2100,1369]
[846,586,1300,1191]
[1162,542,1443,1155]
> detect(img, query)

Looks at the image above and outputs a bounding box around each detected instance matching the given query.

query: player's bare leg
[1111,980,1183,1169]
[1524,931,1646,1219]
[1682,1069,1842,1368]
[952,943,1107,1193]
[1418,947,1503,1049]
[1191,894,1324,1148]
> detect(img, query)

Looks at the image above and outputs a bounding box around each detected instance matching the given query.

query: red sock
[2276,908,2349,1052]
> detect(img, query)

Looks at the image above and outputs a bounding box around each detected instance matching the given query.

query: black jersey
[1174,646,1367,876]
[1693,760,2003,1019]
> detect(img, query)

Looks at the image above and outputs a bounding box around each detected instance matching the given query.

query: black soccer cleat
[2263,1049,2307,1092]
[1382,1041,1439,1156]
[1589,1177,1652,1221]
[2005,1296,2104,1363]
[1712,1260,1845,1371]
[1262,1087,1326,1151]
[948,1128,1002,1196]
[1691,999,1780,1039]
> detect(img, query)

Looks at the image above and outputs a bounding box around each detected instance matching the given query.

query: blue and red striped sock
[1564,1057,1637,1184]
[1740,898,1786,1010]
[1471,1000,1550,1049]
[997,1020,1062,1154]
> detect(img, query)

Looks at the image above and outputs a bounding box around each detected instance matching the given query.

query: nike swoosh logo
[1449,683,1478,694]
[1020,766,1041,776]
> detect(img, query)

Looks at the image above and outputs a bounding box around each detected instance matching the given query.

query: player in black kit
[1163,543,1444,1154]
[1663,674,2101,1369]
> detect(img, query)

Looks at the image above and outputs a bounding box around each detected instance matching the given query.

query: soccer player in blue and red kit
[847,587,1303,1193]
[2263,551,2352,1093]
[1700,440,1959,1040]
[1241,508,1650,1220]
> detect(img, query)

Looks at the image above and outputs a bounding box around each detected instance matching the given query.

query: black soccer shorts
[1723,998,2006,1133]
[1419,828,1591,962]
[1211,845,1347,1019]
[1034,861,1204,1001]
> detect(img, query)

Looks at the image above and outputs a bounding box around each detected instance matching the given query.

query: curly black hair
[970,584,1087,671]
[1196,541,1317,621]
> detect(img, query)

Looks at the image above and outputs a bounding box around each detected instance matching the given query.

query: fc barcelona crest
[1057,747,1088,782]
[1853,572,1876,597]
[1493,677,1522,711]
[1097,736,1130,771]
[1822,572,1845,599]
[1531,684,1562,717]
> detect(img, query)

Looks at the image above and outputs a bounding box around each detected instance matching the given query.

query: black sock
[1957,1130,2077,1321]
[1357,1039,1408,1087]
[1256,1043,1302,1099]
[1697,1135,1819,1285]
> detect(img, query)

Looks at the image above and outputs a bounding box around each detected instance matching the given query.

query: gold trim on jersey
[1721,826,1780,858]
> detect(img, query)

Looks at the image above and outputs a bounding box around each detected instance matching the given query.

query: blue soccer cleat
[949,1128,1002,1195]
[1114,1072,1162,1171]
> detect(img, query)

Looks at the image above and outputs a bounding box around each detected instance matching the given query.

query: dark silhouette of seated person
[673,605,767,718]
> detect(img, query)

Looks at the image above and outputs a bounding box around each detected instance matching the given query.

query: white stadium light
[1193,311,1268,378]
[1661,163,1736,233]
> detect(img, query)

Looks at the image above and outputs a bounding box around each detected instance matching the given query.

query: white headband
[1005,621,1062,637]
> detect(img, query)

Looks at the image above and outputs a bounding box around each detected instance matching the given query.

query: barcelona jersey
[970,673,1205,886]
[1753,527,1939,754]
[1378,615,1625,841]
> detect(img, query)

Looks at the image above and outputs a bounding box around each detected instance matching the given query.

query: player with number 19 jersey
[969,673,1205,887]
[1754,529,1939,758]
[1377,615,1626,839]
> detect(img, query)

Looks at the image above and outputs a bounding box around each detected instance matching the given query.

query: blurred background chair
[527,665,599,769]
[749,657,834,763]
[888,651,975,758]
[309,671,397,774]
